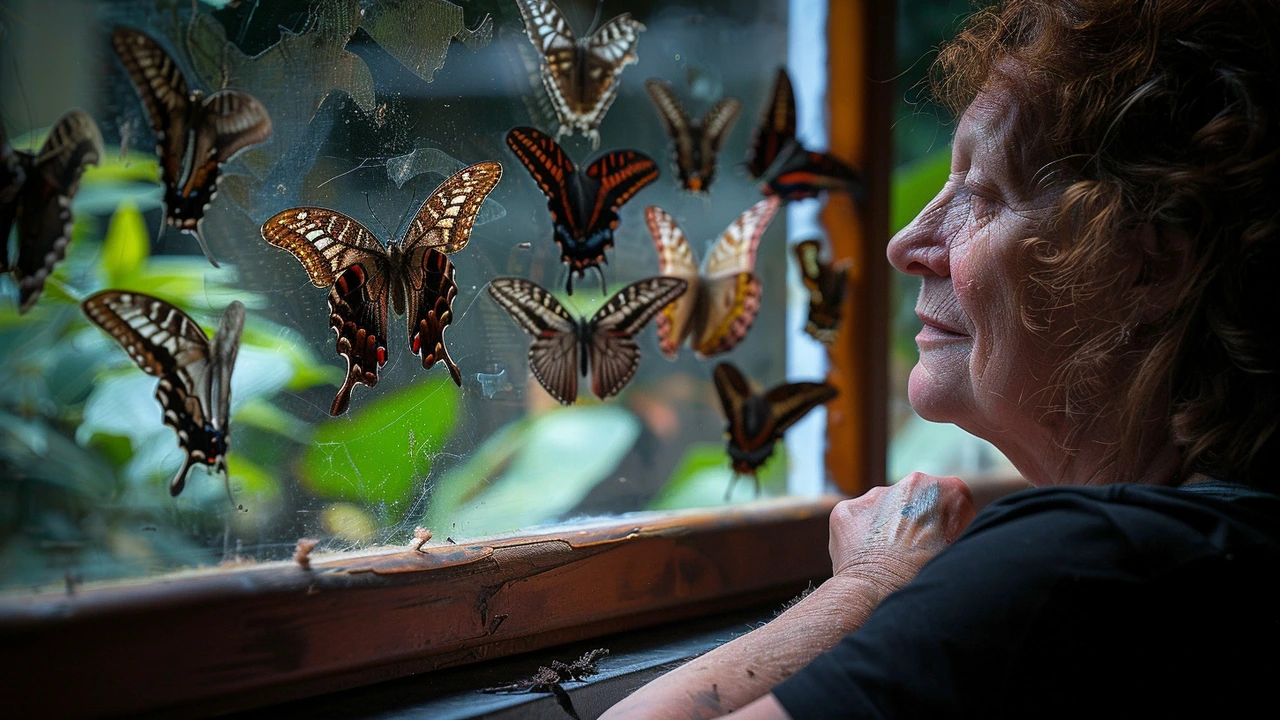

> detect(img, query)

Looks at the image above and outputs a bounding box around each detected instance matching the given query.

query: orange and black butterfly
[83,291,245,500]
[713,362,837,495]
[1,109,103,313]
[795,239,852,345]
[645,197,780,359]
[261,162,502,415]
[506,126,658,296]
[746,68,863,202]
[112,27,272,267]
[644,79,741,194]
[487,276,687,405]
[514,0,646,148]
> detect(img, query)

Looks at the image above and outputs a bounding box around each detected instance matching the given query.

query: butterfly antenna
[191,225,222,268]
[724,472,739,502]
[586,0,605,35]
[595,265,608,296]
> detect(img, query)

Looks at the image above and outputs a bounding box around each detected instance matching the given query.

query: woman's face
[888,87,1066,474]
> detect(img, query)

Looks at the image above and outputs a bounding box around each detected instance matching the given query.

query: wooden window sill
[0,496,837,718]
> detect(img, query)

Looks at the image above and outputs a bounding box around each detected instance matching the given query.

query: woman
[604,0,1280,717]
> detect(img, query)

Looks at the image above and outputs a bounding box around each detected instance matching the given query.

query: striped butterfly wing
[795,239,852,344]
[261,208,391,415]
[746,67,798,180]
[112,28,191,199]
[82,291,244,497]
[7,109,103,313]
[587,276,688,400]
[644,80,698,191]
[506,127,582,254]
[763,379,839,435]
[694,96,742,194]
[574,12,646,146]
[168,90,272,237]
[487,277,580,404]
[644,205,700,358]
[766,149,865,202]
[692,196,780,358]
[712,361,775,477]
[398,161,504,386]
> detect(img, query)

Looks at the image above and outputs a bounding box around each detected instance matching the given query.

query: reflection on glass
[0,0,845,592]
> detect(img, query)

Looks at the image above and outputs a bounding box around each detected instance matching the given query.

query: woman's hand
[828,472,976,595]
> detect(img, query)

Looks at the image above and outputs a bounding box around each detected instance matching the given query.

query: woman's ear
[1131,222,1193,322]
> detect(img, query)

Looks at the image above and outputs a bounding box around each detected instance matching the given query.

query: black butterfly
[1,109,103,313]
[795,239,852,345]
[506,126,658,296]
[487,276,687,405]
[713,362,838,495]
[112,27,272,267]
[262,162,503,416]
[746,68,864,202]
[644,79,741,194]
[82,291,245,499]
[514,0,646,148]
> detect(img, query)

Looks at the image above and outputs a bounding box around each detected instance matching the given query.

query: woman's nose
[887,193,951,277]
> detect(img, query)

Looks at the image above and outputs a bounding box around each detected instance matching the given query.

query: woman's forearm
[600,575,891,720]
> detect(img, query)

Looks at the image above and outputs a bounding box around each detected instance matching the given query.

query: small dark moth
[82,291,245,499]
[794,239,853,345]
[506,126,658,295]
[713,361,838,496]
[644,79,741,194]
[514,0,645,148]
[112,27,272,266]
[487,275,687,405]
[1,109,103,312]
[262,162,502,415]
[746,68,864,202]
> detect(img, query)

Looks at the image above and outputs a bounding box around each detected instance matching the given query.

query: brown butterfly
[746,68,863,202]
[713,362,838,494]
[795,239,852,345]
[261,161,502,415]
[112,27,272,267]
[645,197,781,359]
[644,79,741,194]
[487,276,687,405]
[82,291,245,500]
[506,126,658,295]
[1,109,103,313]
[514,0,645,148]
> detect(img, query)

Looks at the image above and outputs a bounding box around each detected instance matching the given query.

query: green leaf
[650,441,789,510]
[100,200,150,282]
[233,398,311,444]
[422,405,640,537]
[298,377,459,521]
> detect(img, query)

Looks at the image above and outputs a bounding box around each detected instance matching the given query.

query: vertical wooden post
[824,0,894,495]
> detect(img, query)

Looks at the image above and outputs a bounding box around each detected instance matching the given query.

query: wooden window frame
[0,2,893,716]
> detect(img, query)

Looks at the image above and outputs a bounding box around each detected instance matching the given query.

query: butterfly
[746,68,864,202]
[505,126,658,296]
[795,239,852,345]
[1,109,103,313]
[645,196,781,359]
[644,79,741,194]
[112,27,273,267]
[262,161,503,416]
[487,276,687,405]
[514,0,646,148]
[712,361,838,495]
[82,291,245,499]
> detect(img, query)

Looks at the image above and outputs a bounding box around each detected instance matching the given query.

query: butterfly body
[646,197,780,359]
[746,68,864,203]
[112,27,272,266]
[644,79,741,194]
[262,161,503,415]
[1,110,103,313]
[795,239,852,344]
[713,362,837,484]
[514,0,646,147]
[487,276,687,404]
[82,291,244,498]
[506,127,658,295]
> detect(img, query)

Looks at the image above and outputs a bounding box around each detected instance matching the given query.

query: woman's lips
[916,313,969,346]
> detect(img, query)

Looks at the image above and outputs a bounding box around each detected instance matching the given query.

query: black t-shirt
[772,481,1280,719]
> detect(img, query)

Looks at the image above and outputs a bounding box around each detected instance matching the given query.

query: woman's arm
[600,473,986,720]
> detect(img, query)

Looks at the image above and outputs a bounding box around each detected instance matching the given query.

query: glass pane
[0,0,844,591]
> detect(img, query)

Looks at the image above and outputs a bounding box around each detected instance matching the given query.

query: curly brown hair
[931,0,1280,488]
